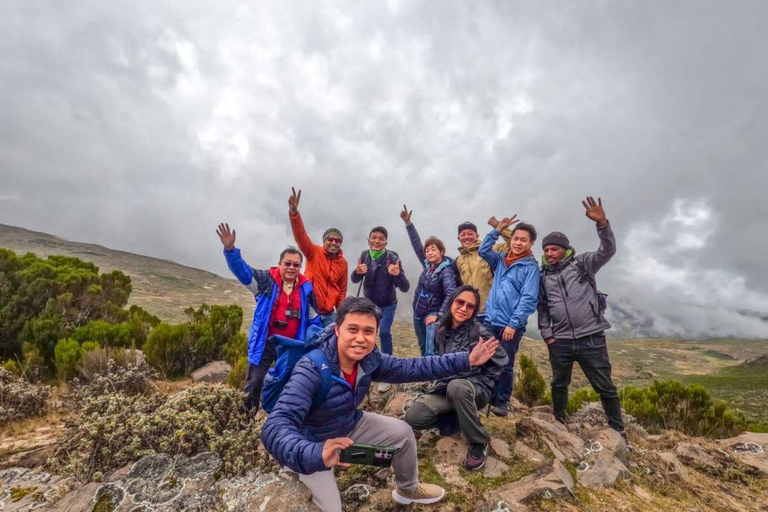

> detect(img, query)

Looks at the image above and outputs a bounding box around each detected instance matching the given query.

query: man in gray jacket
[538,197,625,435]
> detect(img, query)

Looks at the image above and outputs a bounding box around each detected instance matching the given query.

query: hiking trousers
[288,412,419,512]
[405,379,490,445]
[243,339,277,412]
[548,333,625,432]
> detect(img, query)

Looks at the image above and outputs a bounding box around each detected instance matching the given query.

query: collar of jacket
[502,254,538,270]
[458,240,482,256]
[541,249,575,272]
[268,267,310,287]
[423,256,454,272]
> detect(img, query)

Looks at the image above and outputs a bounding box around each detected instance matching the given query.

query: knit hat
[369,226,388,239]
[323,228,343,242]
[457,221,478,234]
[542,231,570,250]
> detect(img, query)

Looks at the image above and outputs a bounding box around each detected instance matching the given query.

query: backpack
[571,260,608,314]
[261,324,333,414]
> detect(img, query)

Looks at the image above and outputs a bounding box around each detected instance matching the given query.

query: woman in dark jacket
[400,206,457,356]
[404,285,508,471]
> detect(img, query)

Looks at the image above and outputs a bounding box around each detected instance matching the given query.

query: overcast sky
[2,1,767,338]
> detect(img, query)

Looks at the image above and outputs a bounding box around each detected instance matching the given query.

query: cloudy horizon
[2,1,767,338]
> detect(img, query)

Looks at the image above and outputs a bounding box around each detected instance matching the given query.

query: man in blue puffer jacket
[479,216,541,417]
[261,297,500,512]
[217,222,321,412]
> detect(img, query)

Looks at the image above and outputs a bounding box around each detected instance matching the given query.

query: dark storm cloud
[1,1,766,338]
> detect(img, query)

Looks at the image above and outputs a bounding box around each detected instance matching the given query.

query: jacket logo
[321,363,329,370]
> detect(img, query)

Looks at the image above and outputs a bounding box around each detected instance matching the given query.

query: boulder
[483,456,510,478]
[719,432,768,475]
[433,434,469,466]
[675,442,722,471]
[517,416,584,462]
[513,441,547,464]
[579,457,632,488]
[493,460,574,506]
[219,471,320,512]
[190,360,232,383]
[490,438,512,459]
[649,452,688,482]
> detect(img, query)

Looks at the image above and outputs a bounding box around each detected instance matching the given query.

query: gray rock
[513,441,547,464]
[190,360,232,383]
[517,416,584,462]
[492,460,574,506]
[490,438,511,459]
[483,456,510,478]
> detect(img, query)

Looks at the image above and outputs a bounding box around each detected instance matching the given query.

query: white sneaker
[377,382,391,393]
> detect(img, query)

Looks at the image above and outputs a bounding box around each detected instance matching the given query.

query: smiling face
[458,228,479,248]
[368,231,388,251]
[323,235,342,255]
[543,245,568,265]
[335,312,378,368]
[425,243,443,264]
[450,290,478,326]
[510,229,534,257]
[279,252,302,282]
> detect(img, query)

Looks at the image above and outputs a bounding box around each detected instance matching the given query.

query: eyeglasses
[454,298,477,311]
[282,261,302,269]
[325,237,342,244]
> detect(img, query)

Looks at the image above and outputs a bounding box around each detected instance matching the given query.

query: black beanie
[542,231,570,250]
[457,221,478,234]
[369,226,388,239]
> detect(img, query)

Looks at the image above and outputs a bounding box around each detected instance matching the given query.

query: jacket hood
[269,266,310,287]
[541,248,576,270]
[423,255,455,271]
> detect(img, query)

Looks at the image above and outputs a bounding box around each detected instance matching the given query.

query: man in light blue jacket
[479,216,541,417]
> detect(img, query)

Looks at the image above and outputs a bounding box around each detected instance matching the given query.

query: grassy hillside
[0,223,254,323]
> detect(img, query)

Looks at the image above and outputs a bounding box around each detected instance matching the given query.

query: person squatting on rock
[479,216,541,417]
[288,187,349,327]
[217,223,319,412]
[350,226,409,357]
[538,197,626,436]
[455,220,512,322]
[400,205,457,357]
[405,285,508,471]
[261,297,501,512]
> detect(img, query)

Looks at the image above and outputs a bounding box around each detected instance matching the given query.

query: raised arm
[480,215,519,269]
[579,197,617,275]
[391,253,411,292]
[218,223,266,294]
[401,205,426,266]
[288,188,317,260]
[350,252,367,284]
[261,358,328,475]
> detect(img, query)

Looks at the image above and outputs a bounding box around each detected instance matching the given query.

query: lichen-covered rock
[218,471,320,512]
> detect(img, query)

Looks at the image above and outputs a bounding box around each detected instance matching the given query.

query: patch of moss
[92,492,115,512]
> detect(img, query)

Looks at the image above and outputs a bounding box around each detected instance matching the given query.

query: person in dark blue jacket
[400,205,457,357]
[350,226,410,360]
[479,216,541,417]
[216,222,320,412]
[261,297,500,512]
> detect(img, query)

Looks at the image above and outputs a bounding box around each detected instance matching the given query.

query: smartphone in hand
[339,444,395,467]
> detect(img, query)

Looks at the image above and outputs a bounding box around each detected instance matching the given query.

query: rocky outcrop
[190,361,232,384]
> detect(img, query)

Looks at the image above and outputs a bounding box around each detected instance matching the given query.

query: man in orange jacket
[288,187,349,326]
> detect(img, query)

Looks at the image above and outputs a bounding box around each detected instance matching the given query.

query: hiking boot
[554,416,567,426]
[392,482,446,505]
[377,382,391,393]
[490,403,509,417]
[464,442,488,471]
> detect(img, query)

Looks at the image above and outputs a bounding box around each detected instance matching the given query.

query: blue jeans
[413,314,437,356]
[320,312,336,327]
[485,324,526,406]
[378,303,397,355]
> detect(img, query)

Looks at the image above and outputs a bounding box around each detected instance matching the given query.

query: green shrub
[49,385,266,481]
[55,338,83,381]
[2,359,19,375]
[228,356,248,390]
[620,379,746,438]
[143,323,195,377]
[514,354,547,406]
[222,332,247,366]
[71,320,132,349]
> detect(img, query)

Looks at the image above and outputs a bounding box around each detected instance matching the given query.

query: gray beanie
[542,231,570,250]
[323,228,343,242]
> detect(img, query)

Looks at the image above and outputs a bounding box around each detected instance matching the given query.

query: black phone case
[339,444,395,467]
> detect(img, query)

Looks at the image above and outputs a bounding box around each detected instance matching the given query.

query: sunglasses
[325,237,342,244]
[282,261,302,269]
[454,298,477,311]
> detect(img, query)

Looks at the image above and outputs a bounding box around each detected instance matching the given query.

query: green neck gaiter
[369,248,386,261]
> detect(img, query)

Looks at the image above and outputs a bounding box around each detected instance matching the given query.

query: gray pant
[405,379,489,446]
[289,412,419,512]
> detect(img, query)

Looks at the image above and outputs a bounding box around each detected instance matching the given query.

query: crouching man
[261,297,500,512]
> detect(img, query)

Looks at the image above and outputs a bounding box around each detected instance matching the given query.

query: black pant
[548,333,624,432]
[243,339,277,412]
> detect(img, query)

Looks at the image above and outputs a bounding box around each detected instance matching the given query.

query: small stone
[483,456,510,478]
[190,361,232,383]
[490,439,511,459]
[514,441,547,464]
